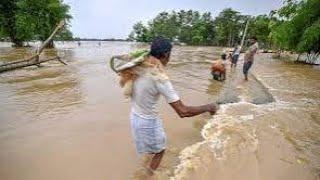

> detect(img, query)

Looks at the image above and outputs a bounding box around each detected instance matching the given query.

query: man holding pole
[243,36,258,80]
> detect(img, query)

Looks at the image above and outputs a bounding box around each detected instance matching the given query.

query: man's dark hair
[150,37,172,59]
[251,36,258,41]
[221,53,227,60]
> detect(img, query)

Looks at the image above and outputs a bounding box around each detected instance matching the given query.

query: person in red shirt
[211,53,227,81]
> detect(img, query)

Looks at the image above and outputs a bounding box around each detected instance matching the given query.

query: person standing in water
[211,53,227,81]
[231,45,241,68]
[243,36,258,80]
[129,37,217,175]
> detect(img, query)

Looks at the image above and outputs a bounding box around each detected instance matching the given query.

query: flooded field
[171,54,320,180]
[0,42,319,180]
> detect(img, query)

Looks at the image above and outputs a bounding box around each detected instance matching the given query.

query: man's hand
[169,100,218,118]
[206,103,218,115]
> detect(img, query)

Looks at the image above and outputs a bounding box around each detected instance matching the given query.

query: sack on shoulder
[110,49,149,73]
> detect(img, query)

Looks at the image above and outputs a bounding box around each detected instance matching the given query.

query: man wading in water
[114,37,217,176]
[243,36,259,80]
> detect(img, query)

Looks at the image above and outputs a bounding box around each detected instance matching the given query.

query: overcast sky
[64,0,282,39]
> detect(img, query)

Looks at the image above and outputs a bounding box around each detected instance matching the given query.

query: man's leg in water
[149,149,165,171]
[222,72,226,81]
[243,61,252,80]
[244,73,248,80]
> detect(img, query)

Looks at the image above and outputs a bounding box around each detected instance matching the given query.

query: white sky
[64,0,283,39]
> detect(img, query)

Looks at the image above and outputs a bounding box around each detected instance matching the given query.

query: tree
[129,10,216,45]
[0,0,72,47]
[213,8,244,47]
[0,0,31,46]
[148,11,180,40]
[17,0,72,48]
[247,15,272,49]
[130,22,151,42]
[270,0,320,63]
[177,10,215,45]
[54,28,73,41]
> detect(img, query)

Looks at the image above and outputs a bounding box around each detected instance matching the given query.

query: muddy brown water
[0,42,319,180]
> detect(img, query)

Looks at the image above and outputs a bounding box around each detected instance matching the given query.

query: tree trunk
[43,40,55,48]
[228,30,232,47]
[0,57,66,73]
[10,36,23,47]
[231,33,234,47]
[296,54,301,61]
[12,41,23,47]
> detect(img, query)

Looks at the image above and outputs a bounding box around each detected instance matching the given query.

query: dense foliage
[129,9,271,48]
[129,10,216,45]
[0,0,72,47]
[270,0,320,62]
[129,0,319,63]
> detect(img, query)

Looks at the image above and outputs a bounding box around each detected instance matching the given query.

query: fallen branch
[0,20,66,73]
[0,56,65,73]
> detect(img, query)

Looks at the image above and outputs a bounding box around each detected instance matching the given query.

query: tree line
[128,9,268,47]
[270,0,319,63]
[129,0,320,63]
[0,0,72,48]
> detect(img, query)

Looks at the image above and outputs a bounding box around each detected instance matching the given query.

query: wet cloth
[211,59,226,81]
[232,54,239,64]
[212,71,222,81]
[130,112,166,154]
[211,60,226,74]
[243,61,253,75]
[130,75,179,154]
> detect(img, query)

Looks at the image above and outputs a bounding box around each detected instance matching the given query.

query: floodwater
[0,42,319,180]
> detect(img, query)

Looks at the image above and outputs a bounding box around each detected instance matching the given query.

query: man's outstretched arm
[169,100,217,118]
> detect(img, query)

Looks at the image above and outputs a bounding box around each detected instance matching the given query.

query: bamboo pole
[240,20,250,51]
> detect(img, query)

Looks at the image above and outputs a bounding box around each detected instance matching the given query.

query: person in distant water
[77,41,81,46]
[231,45,241,68]
[98,41,101,46]
[128,37,217,175]
[211,53,227,81]
[243,36,258,80]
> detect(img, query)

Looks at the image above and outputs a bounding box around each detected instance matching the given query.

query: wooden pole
[240,20,250,50]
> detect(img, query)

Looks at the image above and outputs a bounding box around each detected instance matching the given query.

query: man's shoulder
[134,75,154,87]
[136,75,172,89]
